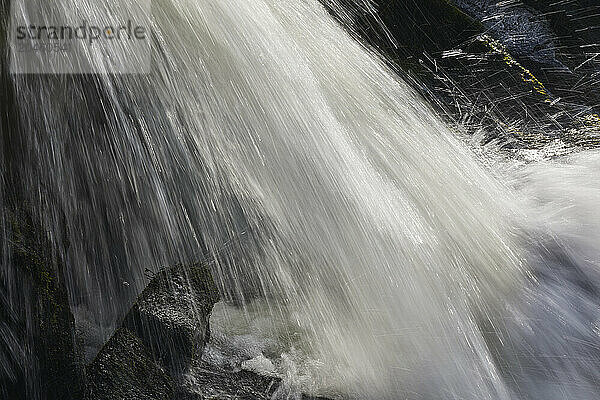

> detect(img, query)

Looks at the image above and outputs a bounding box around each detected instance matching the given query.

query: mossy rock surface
[1,205,85,400]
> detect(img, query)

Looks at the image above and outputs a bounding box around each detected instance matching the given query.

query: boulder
[87,260,331,400]
[86,327,174,400]
[121,262,220,374]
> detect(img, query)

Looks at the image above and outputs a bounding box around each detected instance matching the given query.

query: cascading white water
[9,0,600,398]
[165,1,526,397]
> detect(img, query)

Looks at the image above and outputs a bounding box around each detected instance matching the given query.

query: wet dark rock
[332,0,600,152]
[86,327,175,400]
[0,206,86,400]
[121,262,220,374]
[519,0,600,111]
[324,0,482,59]
[85,261,219,399]
[451,0,559,65]
[87,263,330,400]
[177,360,280,400]
[2,3,86,397]
[452,0,600,110]
[177,360,330,400]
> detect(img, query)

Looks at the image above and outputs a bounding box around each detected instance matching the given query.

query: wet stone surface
[122,262,220,375]
[87,327,175,400]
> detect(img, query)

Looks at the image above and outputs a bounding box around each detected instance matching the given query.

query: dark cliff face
[2,2,85,398]
[1,204,86,400]
[2,33,85,388]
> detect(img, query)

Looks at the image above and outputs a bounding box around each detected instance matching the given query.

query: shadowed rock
[178,359,330,400]
[1,204,85,400]
[86,261,218,399]
[121,262,220,374]
[86,262,331,400]
[330,0,600,151]
[86,327,174,400]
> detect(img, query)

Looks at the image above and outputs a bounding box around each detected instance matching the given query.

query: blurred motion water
[4,0,600,399]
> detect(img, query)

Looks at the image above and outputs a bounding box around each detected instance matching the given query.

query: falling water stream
[5,0,600,399]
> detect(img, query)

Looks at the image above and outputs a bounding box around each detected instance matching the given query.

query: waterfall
[5,0,600,399]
